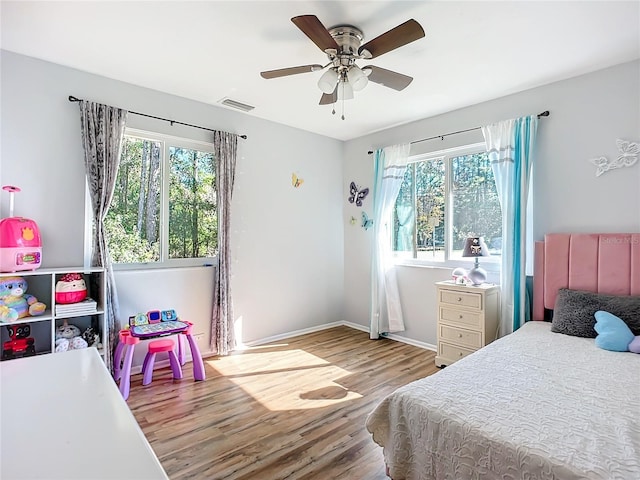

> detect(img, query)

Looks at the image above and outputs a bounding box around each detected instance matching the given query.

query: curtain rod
[68,96,248,140]
[366,110,549,154]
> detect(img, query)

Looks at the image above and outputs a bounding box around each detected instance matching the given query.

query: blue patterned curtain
[369,144,411,339]
[79,101,128,373]
[482,115,538,335]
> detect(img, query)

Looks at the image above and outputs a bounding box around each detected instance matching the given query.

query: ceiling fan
[260,15,425,118]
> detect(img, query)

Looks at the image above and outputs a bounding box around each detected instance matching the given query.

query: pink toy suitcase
[0,186,42,272]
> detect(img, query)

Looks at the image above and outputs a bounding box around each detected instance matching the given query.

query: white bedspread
[366,322,640,480]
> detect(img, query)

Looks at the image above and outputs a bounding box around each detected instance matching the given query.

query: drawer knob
[458,333,463,338]
[457,297,462,302]
[459,314,463,319]
[459,352,463,356]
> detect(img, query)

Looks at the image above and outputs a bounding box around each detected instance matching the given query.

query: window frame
[393,142,501,273]
[101,127,217,271]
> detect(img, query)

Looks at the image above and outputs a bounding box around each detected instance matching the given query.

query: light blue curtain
[370,144,411,339]
[482,115,538,335]
[395,204,414,251]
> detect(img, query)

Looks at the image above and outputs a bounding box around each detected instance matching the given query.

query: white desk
[1,348,168,480]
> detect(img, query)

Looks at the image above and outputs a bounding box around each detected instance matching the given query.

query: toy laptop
[0,186,42,273]
[128,309,188,338]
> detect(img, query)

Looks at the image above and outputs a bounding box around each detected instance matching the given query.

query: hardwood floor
[127,326,439,480]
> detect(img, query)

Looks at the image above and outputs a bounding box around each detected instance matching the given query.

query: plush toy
[0,305,19,323]
[81,326,102,349]
[594,310,640,353]
[55,273,87,304]
[0,276,46,321]
[55,320,88,352]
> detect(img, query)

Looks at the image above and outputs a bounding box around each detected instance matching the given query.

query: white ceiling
[2,1,639,141]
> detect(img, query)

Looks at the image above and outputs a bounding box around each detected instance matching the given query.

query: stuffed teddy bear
[0,276,46,322]
[55,320,88,352]
[0,305,19,323]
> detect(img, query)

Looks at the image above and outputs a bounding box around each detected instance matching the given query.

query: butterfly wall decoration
[292,173,304,188]
[361,211,374,230]
[348,181,369,207]
[589,138,639,177]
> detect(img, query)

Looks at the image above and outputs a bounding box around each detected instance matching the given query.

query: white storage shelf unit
[0,267,106,361]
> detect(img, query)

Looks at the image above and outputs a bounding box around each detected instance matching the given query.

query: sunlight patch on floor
[206,348,362,410]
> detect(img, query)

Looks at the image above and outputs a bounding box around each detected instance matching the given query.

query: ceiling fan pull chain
[341,97,345,120]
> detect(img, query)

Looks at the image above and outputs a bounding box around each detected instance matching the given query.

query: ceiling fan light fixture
[337,80,354,100]
[317,68,339,94]
[347,65,368,91]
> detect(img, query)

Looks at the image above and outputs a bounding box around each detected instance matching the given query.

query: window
[393,143,502,266]
[105,129,216,267]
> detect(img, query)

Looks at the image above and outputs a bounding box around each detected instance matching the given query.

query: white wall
[343,60,640,347]
[0,50,345,363]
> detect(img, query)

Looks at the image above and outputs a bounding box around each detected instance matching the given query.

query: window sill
[394,257,501,275]
[112,258,217,273]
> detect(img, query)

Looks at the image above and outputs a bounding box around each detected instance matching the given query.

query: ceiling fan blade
[260,64,323,79]
[292,15,339,52]
[358,19,425,59]
[319,86,338,105]
[365,66,413,91]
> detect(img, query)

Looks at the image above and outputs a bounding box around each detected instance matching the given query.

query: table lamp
[462,237,490,285]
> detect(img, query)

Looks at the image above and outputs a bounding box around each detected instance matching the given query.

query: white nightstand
[435,281,500,367]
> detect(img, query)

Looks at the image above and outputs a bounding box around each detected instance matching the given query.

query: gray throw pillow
[551,288,640,337]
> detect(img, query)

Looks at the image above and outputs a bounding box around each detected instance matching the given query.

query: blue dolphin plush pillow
[594,311,635,352]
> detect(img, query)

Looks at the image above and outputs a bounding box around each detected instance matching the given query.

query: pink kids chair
[141,338,183,386]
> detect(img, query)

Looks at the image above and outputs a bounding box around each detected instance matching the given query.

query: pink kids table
[114,319,205,400]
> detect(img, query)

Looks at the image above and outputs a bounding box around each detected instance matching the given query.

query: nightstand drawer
[440,307,482,329]
[439,324,482,349]
[439,289,482,309]
[438,342,475,361]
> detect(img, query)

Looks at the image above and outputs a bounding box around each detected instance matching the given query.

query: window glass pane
[451,152,502,260]
[106,136,161,263]
[168,147,217,259]
[416,158,445,261]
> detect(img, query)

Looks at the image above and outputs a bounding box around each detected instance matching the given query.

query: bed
[366,233,640,480]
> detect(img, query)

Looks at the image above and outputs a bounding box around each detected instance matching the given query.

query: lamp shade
[347,65,368,91]
[462,237,490,257]
[317,69,339,94]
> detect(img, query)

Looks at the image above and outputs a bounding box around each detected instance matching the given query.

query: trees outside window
[393,144,502,265]
[106,130,216,267]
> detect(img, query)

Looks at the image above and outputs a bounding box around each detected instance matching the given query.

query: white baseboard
[341,321,369,333]
[237,320,436,353]
[238,321,343,349]
[379,331,437,352]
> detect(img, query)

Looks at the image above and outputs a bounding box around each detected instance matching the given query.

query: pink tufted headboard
[533,233,640,321]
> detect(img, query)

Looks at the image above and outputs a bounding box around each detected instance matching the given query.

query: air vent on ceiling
[218,97,255,112]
